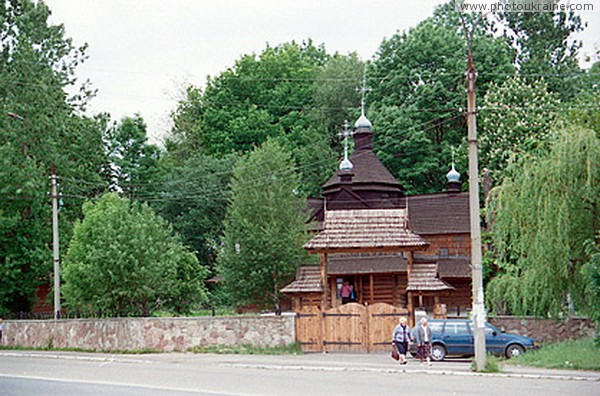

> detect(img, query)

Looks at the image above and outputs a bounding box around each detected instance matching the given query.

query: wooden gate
[296,303,408,352]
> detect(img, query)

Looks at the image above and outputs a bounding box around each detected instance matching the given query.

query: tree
[62,193,207,317]
[217,140,308,312]
[499,7,585,101]
[368,5,515,193]
[486,126,599,317]
[106,114,160,200]
[168,41,363,196]
[0,0,106,314]
[479,76,560,183]
[152,152,236,273]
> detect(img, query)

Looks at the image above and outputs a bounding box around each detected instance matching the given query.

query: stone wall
[489,316,595,344]
[0,315,295,352]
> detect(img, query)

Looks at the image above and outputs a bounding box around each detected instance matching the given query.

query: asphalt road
[0,351,598,396]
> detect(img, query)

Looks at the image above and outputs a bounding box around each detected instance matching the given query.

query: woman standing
[392,317,412,365]
[414,317,433,366]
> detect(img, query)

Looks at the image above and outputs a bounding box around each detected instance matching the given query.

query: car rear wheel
[430,344,447,361]
[505,344,525,358]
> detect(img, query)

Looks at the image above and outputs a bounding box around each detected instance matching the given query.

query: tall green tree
[499,7,585,101]
[106,114,160,201]
[217,140,308,312]
[486,126,599,317]
[0,0,106,314]
[152,152,236,273]
[479,76,560,183]
[168,41,363,196]
[63,193,207,317]
[368,4,515,193]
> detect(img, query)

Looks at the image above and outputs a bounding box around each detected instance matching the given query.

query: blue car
[411,319,539,361]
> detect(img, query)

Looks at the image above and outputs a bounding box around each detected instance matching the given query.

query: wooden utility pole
[466,52,486,371]
[50,164,61,319]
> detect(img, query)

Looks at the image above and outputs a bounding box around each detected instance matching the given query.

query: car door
[442,320,473,356]
[484,323,506,356]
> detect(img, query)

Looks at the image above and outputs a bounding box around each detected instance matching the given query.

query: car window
[484,326,494,336]
[445,321,469,335]
[429,322,443,333]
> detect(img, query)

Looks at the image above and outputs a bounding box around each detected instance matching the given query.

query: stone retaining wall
[1,315,295,352]
[488,316,595,344]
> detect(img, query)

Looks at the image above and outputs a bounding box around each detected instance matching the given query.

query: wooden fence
[296,303,408,352]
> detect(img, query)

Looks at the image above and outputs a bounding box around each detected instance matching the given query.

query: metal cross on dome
[338,120,354,171]
[357,75,372,117]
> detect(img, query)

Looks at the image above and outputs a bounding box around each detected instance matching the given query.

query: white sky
[44,0,599,145]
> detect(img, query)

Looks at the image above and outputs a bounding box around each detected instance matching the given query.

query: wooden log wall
[420,233,471,256]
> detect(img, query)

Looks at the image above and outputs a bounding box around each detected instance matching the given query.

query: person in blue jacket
[392,317,412,365]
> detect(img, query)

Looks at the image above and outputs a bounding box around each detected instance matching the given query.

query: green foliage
[506,338,600,371]
[189,342,303,355]
[0,0,107,314]
[500,7,584,101]
[217,141,308,312]
[486,126,599,317]
[368,8,515,193]
[582,240,600,339]
[471,353,501,373]
[152,152,236,272]
[480,76,560,183]
[106,114,160,201]
[167,41,361,196]
[62,193,207,317]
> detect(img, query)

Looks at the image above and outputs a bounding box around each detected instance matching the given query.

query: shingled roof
[328,252,407,275]
[407,262,455,292]
[304,209,429,253]
[408,192,470,235]
[323,150,402,191]
[280,266,322,293]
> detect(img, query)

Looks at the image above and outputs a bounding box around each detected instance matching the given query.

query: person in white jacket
[414,317,433,365]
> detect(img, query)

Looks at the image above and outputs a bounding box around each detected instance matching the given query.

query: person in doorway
[414,317,433,366]
[340,281,352,304]
[392,317,412,365]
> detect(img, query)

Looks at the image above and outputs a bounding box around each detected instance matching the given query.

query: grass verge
[0,345,161,354]
[188,342,303,355]
[505,338,600,371]
[471,354,502,373]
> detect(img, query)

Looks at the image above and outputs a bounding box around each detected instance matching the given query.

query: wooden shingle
[304,209,429,253]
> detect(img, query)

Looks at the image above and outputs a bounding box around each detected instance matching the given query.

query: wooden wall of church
[419,233,471,257]
[443,278,472,316]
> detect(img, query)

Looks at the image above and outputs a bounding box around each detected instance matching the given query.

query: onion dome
[354,113,372,129]
[339,157,354,171]
[446,164,460,182]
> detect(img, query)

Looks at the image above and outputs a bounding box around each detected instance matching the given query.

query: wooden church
[281,108,473,343]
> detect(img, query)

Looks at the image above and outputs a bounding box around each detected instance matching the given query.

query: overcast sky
[44,0,599,144]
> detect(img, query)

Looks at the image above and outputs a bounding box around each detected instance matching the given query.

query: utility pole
[50,163,61,319]
[452,0,487,371]
[466,51,486,371]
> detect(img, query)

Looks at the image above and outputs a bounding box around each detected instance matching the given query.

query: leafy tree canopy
[63,193,207,317]
[499,6,585,101]
[217,140,309,312]
[152,152,236,273]
[486,126,599,317]
[0,0,106,314]
[368,4,515,193]
[167,41,363,196]
[479,76,560,183]
[106,114,160,201]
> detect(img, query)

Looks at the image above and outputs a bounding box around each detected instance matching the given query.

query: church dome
[339,158,354,171]
[354,113,372,129]
[446,164,460,182]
